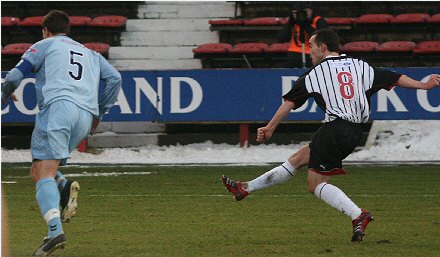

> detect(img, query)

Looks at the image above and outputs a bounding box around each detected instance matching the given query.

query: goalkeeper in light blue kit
[1,10,121,256]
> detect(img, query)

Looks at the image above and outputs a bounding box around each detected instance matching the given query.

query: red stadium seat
[412,41,440,54]
[209,19,244,25]
[193,43,232,54]
[228,43,268,54]
[18,16,44,26]
[325,17,354,25]
[391,13,429,24]
[243,17,283,26]
[1,17,20,26]
[341,41,379,52]
[376,41,416,52]
[1,43,32,55]
[428,13,440,23]
[84,42,110,54]
[264,43,290,53]
[354,14,393,24]
[70,16,92,26]
[87,15,127,27]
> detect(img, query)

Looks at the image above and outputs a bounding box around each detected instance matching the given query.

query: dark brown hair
[313,29,340,52]
[42,10,70,35]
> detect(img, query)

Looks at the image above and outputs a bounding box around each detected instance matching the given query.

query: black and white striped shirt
[283,56,402,123]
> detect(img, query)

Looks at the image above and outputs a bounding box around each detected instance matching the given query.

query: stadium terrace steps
[108,59,202,70]
[109,46,196,60]
[126,18,212,31]
[113,1,237,70]
[120,31,219,47]
[137,2,237,19]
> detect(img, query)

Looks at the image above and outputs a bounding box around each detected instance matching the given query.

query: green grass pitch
[2,164,440,256]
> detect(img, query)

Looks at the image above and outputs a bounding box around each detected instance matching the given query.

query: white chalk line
[4,171,157,179]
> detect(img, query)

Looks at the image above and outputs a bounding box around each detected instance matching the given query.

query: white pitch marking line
[5,171,157,179]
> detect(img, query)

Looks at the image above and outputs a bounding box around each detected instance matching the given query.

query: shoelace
[225,178,235,187]
[353,222,363,232]
[353,214,367,232]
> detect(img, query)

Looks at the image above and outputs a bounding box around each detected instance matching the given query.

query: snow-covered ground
[1,121,439,165]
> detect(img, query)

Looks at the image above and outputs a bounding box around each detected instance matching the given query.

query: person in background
[277,7,328,68]
[1,10,121,256]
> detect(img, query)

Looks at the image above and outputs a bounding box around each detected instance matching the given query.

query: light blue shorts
[31,100,93,164]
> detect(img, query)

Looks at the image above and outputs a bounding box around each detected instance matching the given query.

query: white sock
[247,161,295,193]
[314,182,362,220]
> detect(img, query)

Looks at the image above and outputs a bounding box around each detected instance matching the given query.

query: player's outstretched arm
[397,74,440,90]
[257,100,295,143]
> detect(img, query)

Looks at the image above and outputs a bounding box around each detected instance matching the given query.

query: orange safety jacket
[288,16,322,53]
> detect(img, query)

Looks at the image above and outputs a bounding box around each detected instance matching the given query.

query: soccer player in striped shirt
[2,10,121,255]
[222,29,440,242]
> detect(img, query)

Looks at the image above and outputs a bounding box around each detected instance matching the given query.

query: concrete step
[95,122,165,134]
[137,2,236,19]
[120,31,219,46]
[126,18,211,31]
[109,46,195,59]
[88,132,163,148]
[109,59,202,70]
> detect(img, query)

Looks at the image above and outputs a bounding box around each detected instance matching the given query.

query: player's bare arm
[257,100,296,143]
[397,74,440,90]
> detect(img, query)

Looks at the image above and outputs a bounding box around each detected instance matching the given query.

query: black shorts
[308,118,363,175]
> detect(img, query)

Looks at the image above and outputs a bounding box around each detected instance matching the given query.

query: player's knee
[289,146,310,170]
[307,170,327,194]
[30,160,59,183]
[30,165,40,183]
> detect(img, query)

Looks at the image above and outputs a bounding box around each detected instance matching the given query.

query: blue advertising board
[2,68,439,123]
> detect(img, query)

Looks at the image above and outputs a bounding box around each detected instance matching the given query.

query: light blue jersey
[2,35,121,162]
[3,35,121,119]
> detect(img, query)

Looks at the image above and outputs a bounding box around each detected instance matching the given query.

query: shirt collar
[325,54,340,59]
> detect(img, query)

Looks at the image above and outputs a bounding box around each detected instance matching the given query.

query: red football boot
[221,175,249,201]
[351,208,374,242]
